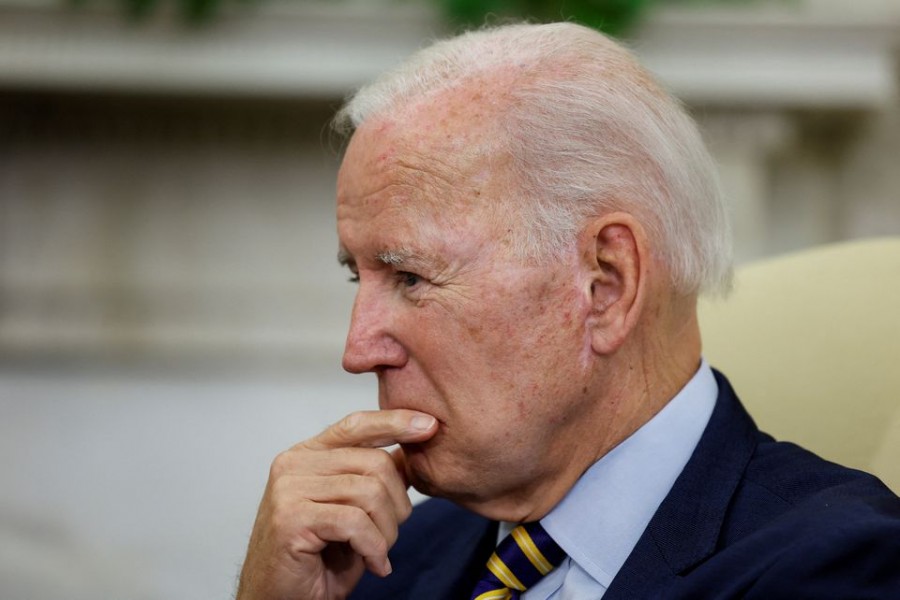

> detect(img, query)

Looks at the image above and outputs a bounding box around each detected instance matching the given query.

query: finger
[391,446,411,490]
[289,501,393,577]
[283,474,402,546]
[310,447,414,521]
[302,410,437,451]
[268,445,413,523]
[386,448,415,523]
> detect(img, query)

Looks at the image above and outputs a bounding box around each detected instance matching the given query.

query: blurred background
[1,0,899,598]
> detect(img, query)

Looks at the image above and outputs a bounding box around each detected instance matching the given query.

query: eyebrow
[336,248,418,268]
[376,250,409,266]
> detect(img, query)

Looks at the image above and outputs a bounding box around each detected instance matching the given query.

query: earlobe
[583,214,646,355]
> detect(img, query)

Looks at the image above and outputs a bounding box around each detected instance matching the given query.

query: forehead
[336,87,515,251]
[340,84,505,194]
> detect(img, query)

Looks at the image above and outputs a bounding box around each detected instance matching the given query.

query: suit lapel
[605,370,760,598]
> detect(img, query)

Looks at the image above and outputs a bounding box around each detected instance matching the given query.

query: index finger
[301,409,438,451]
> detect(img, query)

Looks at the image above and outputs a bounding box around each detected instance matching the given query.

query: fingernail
[383,556,393,576]
[409,415,436,432]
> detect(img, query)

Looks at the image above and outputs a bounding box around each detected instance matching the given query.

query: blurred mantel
[0,0,897,107]
[1,0,899,366]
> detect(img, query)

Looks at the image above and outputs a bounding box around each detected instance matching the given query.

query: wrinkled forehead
[335,97,517,269]
[337,84,515,221]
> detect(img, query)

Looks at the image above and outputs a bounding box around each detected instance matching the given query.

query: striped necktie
[470,521,566,600]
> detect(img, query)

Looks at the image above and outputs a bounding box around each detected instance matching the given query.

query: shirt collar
[533,360,719,587]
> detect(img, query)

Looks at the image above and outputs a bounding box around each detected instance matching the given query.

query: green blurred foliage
[69,0,760,30]
[441,0,650,35]
[442,0,768,34]
[68,0,251,24]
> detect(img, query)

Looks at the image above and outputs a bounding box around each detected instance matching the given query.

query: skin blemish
[466,323,484,343]
[375,121,394,135]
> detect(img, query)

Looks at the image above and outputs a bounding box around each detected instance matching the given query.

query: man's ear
[582,212,648,355]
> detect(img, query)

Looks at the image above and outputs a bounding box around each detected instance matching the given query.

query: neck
[589,302,703,463]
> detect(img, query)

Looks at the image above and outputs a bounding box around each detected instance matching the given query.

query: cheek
[512,287,584,355]
[470,299,581,396]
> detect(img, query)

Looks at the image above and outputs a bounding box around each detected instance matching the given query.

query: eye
[396,271,422,288]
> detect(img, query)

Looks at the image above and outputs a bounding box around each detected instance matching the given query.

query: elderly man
[237,23,900,599]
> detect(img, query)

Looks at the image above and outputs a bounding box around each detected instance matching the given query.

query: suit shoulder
[747,436,892,501]
[673,439,900,597]
[723,434,900,549]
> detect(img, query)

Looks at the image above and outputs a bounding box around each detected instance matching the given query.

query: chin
[401,442,493,510]
[400,440,451,497]
[400,441,435,490]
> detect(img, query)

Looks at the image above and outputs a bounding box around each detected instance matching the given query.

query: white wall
[0,365,375,600]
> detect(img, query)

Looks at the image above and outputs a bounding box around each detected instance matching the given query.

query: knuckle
[269,472,298,498]
[368,449,395,477]
[342,505,375,539]
[334,412,362,438]
[370,535,389,557]
[268,495,295,533]
[269,450,294,479]
[353,473,380,496]
[363,477,393,512]
[334,472,363,494]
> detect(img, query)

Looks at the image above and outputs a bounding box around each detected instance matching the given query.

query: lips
[378,396,440,419]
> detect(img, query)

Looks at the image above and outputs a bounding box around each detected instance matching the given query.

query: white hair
[334,22,733,296]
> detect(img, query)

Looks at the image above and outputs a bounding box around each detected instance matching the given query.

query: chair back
[699,237,900,494]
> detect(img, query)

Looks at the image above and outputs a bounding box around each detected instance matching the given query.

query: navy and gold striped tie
[470,521,566,600]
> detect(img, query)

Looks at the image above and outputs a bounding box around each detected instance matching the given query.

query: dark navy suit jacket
[351,371,900,598]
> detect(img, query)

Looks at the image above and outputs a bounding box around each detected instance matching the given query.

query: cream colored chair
[699,237,900,494]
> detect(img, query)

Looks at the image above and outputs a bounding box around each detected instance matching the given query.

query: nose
[342,284,408,374]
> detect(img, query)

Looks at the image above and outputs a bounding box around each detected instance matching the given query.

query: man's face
[336,98,599,518]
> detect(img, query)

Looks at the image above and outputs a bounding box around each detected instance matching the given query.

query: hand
[236,409,438,600]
